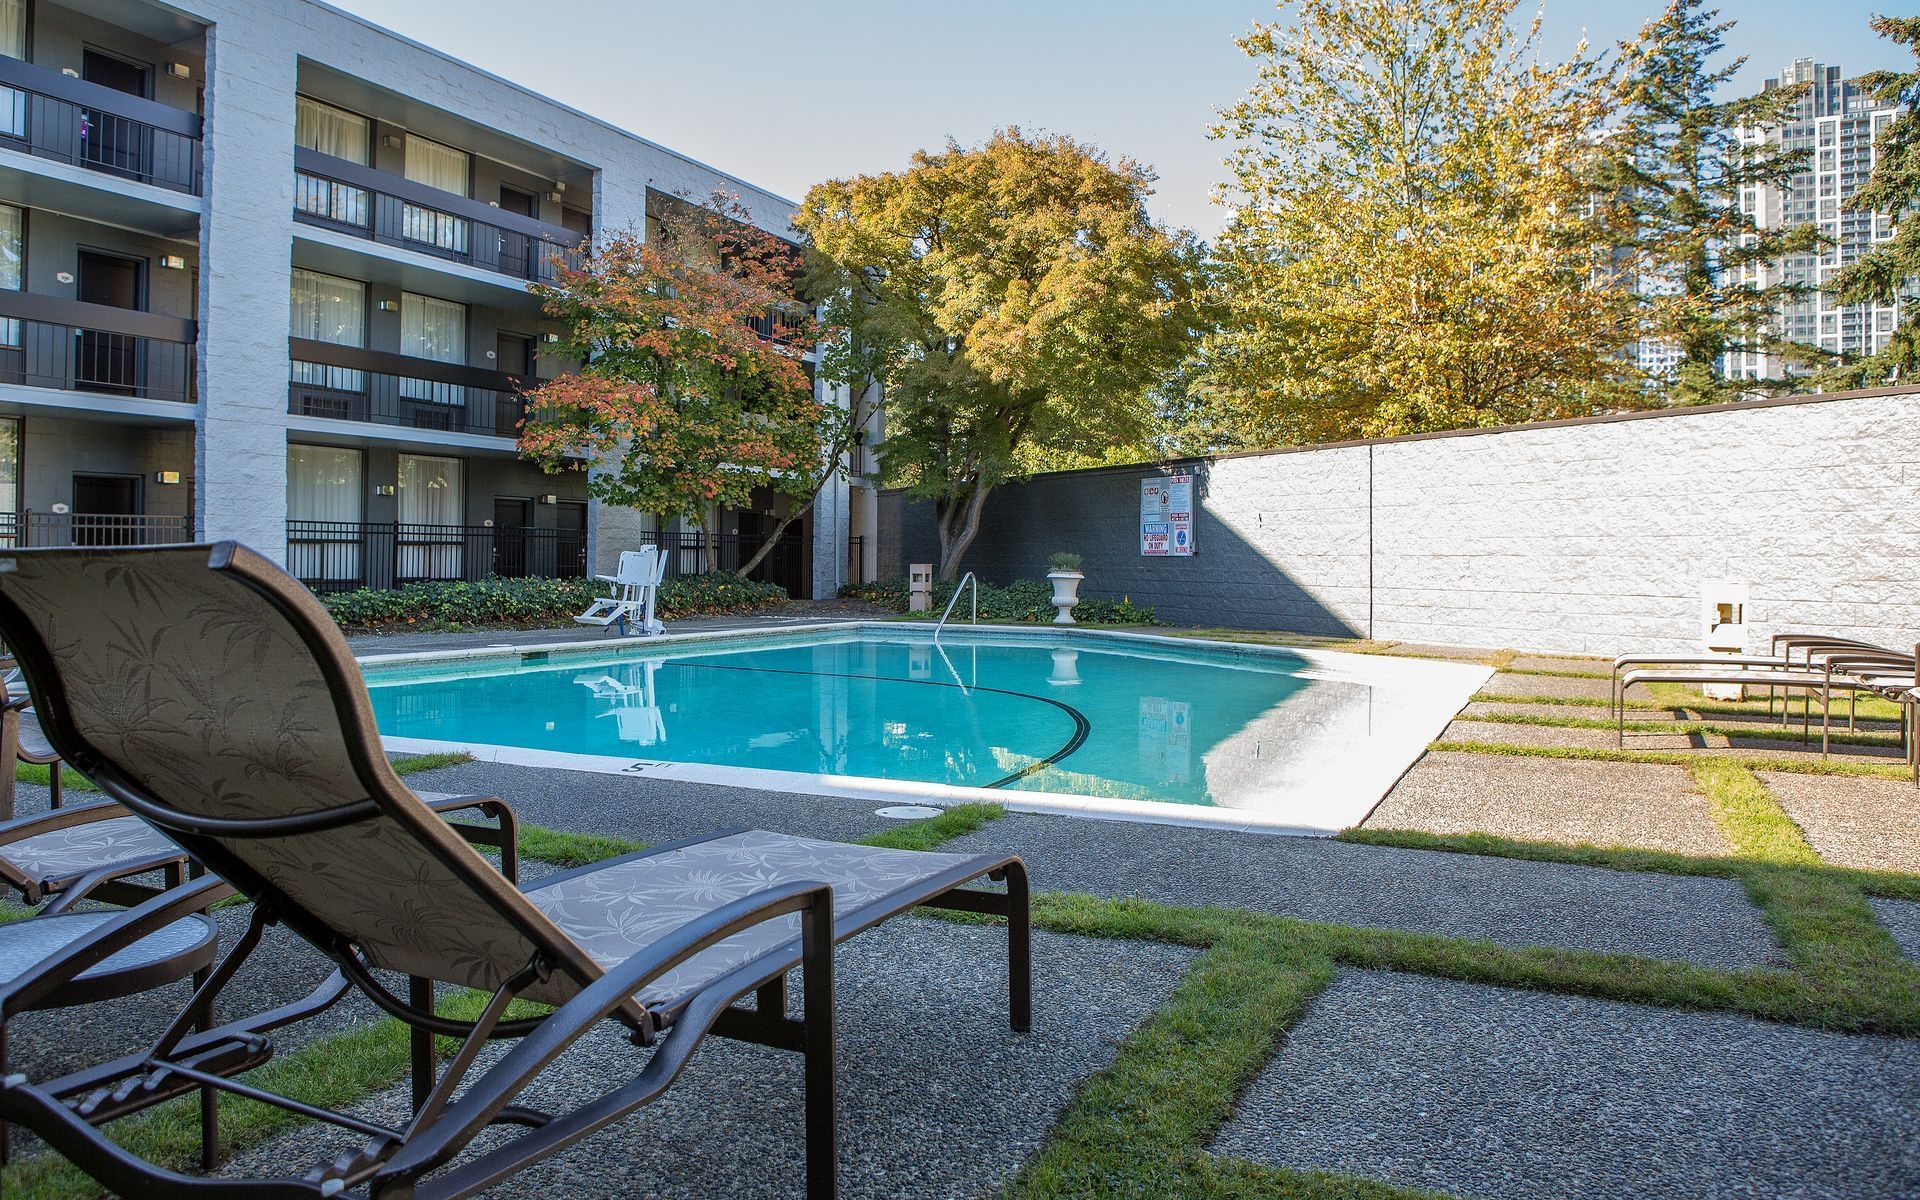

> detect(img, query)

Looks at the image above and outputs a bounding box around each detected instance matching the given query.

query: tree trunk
[935,482,992,581]
[735,499,815,580]
[701,525,718,574]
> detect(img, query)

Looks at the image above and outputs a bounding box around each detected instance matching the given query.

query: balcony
[288,338,527,438]
[0,291,196,404]
[293,148,586,287]
[288,520,587,593]
[0,510,189,547]
[0,55,201,195]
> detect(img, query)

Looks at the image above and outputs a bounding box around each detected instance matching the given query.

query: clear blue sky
[330,0,1902,235]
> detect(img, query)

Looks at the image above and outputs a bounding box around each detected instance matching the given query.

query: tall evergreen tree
[1823,15,1920,389]
[1595,0,1826,403]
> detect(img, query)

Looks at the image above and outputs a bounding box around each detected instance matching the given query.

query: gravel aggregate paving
[1213,969,1920,1200]
[1761,771,1920,874]
[1872,897,1920,962]
[940,811,1777,966]
[1365,750,1728,855]
[221,921,1192,1199]
[1477,672,1615,701]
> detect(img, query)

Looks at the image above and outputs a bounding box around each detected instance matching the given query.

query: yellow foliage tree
[1210,0,1642,443]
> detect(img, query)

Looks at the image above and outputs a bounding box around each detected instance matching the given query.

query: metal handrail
[933,571,978,644]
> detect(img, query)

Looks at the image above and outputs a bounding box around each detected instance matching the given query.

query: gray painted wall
[879,389,1920,656]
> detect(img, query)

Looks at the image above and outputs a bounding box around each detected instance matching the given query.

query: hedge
[324,573,790,632]
[838,577,1156,625]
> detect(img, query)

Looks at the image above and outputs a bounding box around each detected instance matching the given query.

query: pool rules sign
[1140,474,1194,557]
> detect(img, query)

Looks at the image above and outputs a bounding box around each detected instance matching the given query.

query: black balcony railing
[846,535,867,585]
[0,291,196,402]
[288,522,807,596]
[288,338,527,437]
[0,55,202,193]
[0,510,190,547]
[292,147,585,285]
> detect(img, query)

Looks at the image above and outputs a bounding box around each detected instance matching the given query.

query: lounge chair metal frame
[0,543,1030,1199]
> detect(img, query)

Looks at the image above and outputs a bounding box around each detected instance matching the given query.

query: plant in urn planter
[1046,551,1084,625]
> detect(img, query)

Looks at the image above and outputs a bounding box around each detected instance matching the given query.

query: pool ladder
[933,571,978,644]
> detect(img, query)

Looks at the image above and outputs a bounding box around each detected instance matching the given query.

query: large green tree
[797,129,1204,580]
[1823,15,1920,388]
[1209,0,1639,444]
[1595,0,1826,401]
[519,193,848,578]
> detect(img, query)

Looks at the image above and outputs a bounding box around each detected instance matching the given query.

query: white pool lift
[573,546,667,637]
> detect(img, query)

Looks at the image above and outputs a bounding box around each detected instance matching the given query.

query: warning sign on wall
[1140,474,1194,557]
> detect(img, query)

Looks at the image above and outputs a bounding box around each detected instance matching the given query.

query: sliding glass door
[399,291,466,414]
[396,453,464,580]
[286,445,364,585]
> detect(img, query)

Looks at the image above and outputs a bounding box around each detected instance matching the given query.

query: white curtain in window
[397,453,463,579]
[290,269,365,392]
[0,204,19,350]
[0,417,17,529]
[400,292,465,405]
[295,97,369,165]
[0,0,24,139]
[404,134,468,196]
[286,445,363,582]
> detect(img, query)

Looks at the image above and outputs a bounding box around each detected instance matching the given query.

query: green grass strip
[1431,739,1914,780]
[391,750,476,774]
[1689,761,1818,866]
[1496,665,1610,680]
[856,802,1005,851]
[515,824,649,868]
[1455,710,1901,748]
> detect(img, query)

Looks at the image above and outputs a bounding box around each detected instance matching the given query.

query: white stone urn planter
[1046,570,1083,625]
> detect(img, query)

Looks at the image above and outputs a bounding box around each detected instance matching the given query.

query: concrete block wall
[879,389,1920,656]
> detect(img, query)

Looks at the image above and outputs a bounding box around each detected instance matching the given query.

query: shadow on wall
[875,463,1368,637]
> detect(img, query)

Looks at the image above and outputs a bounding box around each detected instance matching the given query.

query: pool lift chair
[574,547,667,637]
[0,542,1031,1200]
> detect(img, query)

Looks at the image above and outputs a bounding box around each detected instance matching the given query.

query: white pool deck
[362,622,1491,836]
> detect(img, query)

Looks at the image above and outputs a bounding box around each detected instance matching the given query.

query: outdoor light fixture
[543,332,560,343]
[59,67,77,78]
[155,470,182,485]
[165,62,192,79]
[158,255,187,270]
[538,494,557,505]
[55,271,72,284]
[375,484,396,497]
[545,191,564,204]
[383,134,403,150]
[377,299,399,312]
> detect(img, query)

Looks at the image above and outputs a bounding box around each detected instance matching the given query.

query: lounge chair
[2,663,68,819]
[574,546,665,637]
[0,542,1030,1199]
[1614,652,1916,755]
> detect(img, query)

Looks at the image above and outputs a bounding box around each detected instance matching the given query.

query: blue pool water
[364,629,1398,810]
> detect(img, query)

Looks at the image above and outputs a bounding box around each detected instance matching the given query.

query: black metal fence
[288,359,525,437]
[0,62,201,193]
[288,520,589,594]
[0,511,190,547]
[846,535,867,585]
[0,318,195,402]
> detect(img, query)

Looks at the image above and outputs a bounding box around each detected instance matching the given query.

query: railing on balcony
[288,338,527,437]
[0,510,189,547]
[846,535,867,585]
[288,523,807,596]
[0,55,202,193]
[292,147,586,284]
[0,291,196,402]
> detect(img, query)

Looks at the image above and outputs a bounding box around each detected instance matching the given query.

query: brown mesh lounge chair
[0,542,1030,1199]
[2,673,68,819]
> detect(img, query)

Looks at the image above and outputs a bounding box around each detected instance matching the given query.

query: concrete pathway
[1214,969,1920,1200]
[1763,771,1920,874]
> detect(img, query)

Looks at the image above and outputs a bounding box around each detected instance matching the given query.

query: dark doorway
[82,50,151,97]
[496,332,534,376]
[80,50,154,182]
[555,500,587,578]
[560,207,591,238]
[734,509,804,597]
[498,186,537,218]
[76,250,144,394]
[71,473,141,546]
[492,497,531,578]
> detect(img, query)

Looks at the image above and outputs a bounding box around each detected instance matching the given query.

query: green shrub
[323,573,790,632]
[1047,551,1084,572]
[837,576,1155,625]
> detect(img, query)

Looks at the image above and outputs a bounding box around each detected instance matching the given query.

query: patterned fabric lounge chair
[0,542,1031,1200]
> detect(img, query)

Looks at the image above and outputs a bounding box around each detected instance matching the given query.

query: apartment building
[1725,58,1904,382]
[0,0,865,599]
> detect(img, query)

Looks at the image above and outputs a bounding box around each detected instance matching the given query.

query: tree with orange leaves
[518,192,851,578]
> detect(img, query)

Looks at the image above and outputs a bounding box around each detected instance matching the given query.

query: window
[396,453,463,579]
[0,203,20,350]
[400,291,465,406]
[0,0,25,138]
[404,134,468,196]
[289,269,365,393]
[295,96,370,165]
[286,444,363,583]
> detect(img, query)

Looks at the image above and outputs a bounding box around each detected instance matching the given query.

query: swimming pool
[363,625,1489,833]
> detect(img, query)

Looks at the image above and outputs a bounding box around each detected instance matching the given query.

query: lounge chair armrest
[423,794,520,884]
[377,877,836,1185]
[0,799,134,846]
[40,849,199,915]
[0,874,233,1017]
